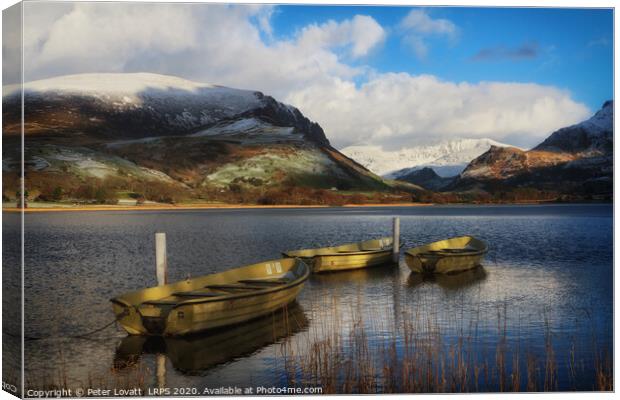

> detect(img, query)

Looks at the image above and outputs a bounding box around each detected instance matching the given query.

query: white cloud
[247,4,276,40]
[25,3,202,77]
[297,15,386,59]
[399,9,458,60]
[18,3,590,150]
[400,9,457,37]
[21,2,377,99]
[2,2,23,84]
[286,74,591,149]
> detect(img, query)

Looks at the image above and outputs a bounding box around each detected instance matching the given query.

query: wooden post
[155,232,168,285]
[392,217,400,263]
[156,354,166,389]
[155,233,168,389]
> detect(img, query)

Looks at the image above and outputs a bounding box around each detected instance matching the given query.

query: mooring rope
[70,317,121,339]
[22,311,127,341]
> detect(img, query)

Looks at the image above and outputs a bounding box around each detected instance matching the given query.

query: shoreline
[2,202,436,213]
[2,200,610,213]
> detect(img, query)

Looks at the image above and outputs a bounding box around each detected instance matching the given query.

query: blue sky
[270,6,613,111]
[15,3,614,149]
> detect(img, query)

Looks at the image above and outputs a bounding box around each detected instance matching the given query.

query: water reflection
[21,205,612,392]
[407,266,488,290]
[309,262,399,284]
[114,304,308,375]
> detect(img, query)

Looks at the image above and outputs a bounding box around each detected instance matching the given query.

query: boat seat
[237,278,289,285]
[419,248,476,257]
[172,291,224,297]
[439,248,475,253]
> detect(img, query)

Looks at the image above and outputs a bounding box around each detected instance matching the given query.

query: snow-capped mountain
[533,100,612,155]
[3,72,329,145]
[3,73,392,203]
[341,138,516,178]
[453,101,613,198]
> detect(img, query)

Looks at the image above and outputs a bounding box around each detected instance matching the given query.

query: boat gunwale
[404,236,488,258]
[283,248,390,258]
[282,239,401,258]
[404,248,488,258]
[110,258,311,310]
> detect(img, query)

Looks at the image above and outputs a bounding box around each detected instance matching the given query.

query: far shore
[2,199,608,213]
[2,202,436,213]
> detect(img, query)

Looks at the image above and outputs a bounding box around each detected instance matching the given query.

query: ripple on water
[20,204,612,391]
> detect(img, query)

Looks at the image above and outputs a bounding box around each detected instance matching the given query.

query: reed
[281,298,613,394]
[22,295,612,395]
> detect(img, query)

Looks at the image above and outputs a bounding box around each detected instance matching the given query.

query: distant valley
[341,138,515,178]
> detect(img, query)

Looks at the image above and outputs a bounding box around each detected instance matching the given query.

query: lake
[5,204,613,393]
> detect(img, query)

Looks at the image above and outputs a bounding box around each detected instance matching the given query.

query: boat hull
[283,237,396,273]
[309,250,393,273]
[111,258,310,336]
[405,236,488,274]
[405,252,484,274]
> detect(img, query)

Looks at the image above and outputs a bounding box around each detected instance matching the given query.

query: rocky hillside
[3,73,330,145]
[3,73,404,205]
[534,100,612,155]
[451,101,613,199]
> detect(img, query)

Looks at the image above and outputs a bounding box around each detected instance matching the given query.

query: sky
[3,2,614,149]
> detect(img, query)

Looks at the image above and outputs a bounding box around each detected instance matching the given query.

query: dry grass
[280,299,612,394]
[22,299,612,395]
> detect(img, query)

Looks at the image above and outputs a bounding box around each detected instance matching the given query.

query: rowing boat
[110,258,310,336]
[283,237,396,273]
[405,236,488,274]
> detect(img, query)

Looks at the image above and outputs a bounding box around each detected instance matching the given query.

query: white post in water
[392,217,400,263]
[155,232,168,285]
[155,232,168,389]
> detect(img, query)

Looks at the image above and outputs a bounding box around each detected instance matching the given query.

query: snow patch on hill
[4,72,264,118]
[5,72,219,95]
[191,118,296,140]
[579,100,613,135]
[534,100,613,155]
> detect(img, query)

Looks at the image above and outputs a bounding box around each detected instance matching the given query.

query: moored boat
[405,236,488,274]
[283,237,397,273]
[111,258,310,336]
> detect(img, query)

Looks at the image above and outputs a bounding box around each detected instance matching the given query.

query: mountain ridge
[2,73,411,205]
[451,101,613,198]
[3,72,330,146]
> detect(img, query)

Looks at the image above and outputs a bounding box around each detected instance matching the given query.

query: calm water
[7,204,613,393]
